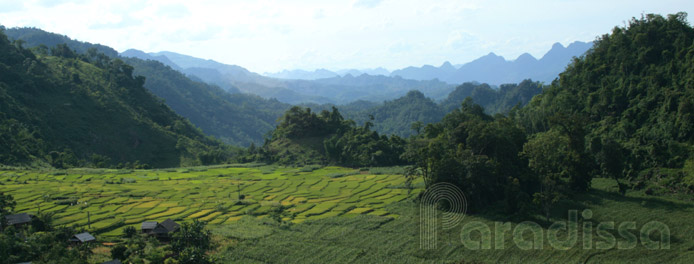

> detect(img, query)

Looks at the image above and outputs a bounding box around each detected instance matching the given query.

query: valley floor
[1,165,692,263]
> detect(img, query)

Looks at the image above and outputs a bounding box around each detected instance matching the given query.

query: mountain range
[391,41,593,85]
[3,26,570,147]
[263,41,593,86]
[6,27,290,147]
[121,49,455,104]
[0,29,228,168]
[264,67,391,80]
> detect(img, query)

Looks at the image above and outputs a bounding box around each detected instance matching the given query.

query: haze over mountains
[121,49,455,104]
[265,67,391,80]
[3,26,590,148]
[263,41,593,85]
[120,41,591,104]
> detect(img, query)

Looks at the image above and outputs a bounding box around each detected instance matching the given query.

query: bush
[123,226,137,238]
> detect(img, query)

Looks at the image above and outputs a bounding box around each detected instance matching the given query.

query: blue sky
[1,0,693,73]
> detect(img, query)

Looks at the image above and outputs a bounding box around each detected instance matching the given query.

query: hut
[141,221,157,234]
[2,213,33,229]
[70,232,96,244]
[141,218,180,238]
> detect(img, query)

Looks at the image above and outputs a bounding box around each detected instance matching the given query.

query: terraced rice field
[0,165,420,238]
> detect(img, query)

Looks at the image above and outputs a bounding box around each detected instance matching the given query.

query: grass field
[1,165,692,263]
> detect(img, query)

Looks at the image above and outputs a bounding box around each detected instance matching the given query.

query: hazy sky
[1,0,693,73]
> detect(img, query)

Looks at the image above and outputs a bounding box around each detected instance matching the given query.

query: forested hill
[122,58,289,146]
[0,30,226,168]
[304,81,544,137]
[3,26,118,57]
[516,13,694,179]
[5,27,290,146]
[440,79,544,113]
[399,13,694,217]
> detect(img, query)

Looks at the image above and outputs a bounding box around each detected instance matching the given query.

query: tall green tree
[521,130,568,221]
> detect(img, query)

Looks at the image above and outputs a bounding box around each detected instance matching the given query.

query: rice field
[3,165,692,263]
[0,165,420,238]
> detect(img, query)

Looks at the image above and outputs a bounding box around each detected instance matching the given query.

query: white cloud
[1,0,693,72]
[0,1,24,13]
[157,3,190,18]
[313,8,325,19]
[445,30,478,50]
[353,0,383,9]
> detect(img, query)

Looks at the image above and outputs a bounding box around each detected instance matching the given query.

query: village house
[140,218,180,238]
[2,213,34,229]
[69,232,96,244]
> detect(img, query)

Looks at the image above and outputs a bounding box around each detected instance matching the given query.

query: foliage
[4,27,119,57]
[348,90,445,138]
[520,130,568,220]
[262,106,406,167]
[0,212,92,264]
[515,12,694,190]
[404,98,534,213]
[123,57,289,146]
[440,79,544,114]
[112,231,170,264]
[0,192,15,217]
[0,29,231,168]
[305,83,543,138]
[172,220,212,264]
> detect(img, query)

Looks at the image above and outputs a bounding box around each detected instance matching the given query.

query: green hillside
[5,27,290,146]
[302,82,544,138]
[406,13,694,217]
[261,106,405,167]
[353,90,444,138]
[515,13,694,192]
[122,58,289,146]
[0,30,226,168]
[440,79,544,113]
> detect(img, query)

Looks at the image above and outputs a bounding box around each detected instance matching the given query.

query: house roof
[5,213,32,225]
[71,232,95,242]
[153,225,169,234]
[141,221,158,230]
[102,260,122,264]
[159,219,180,233]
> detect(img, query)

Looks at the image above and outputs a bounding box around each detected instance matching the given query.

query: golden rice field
[0,165,420,238]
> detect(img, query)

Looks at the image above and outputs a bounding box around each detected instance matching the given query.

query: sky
[1,0,693,73]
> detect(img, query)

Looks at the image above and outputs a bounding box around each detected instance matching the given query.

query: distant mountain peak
[476,52,506,63]
[440,61,456,71]
[387,41,591,85]
[122,48,147,56]
[515,53,537,62]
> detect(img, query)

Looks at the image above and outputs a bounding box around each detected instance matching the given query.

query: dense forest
[256,106,406,167]
[5,27,291,147]
[0,30,229,168]
[253,13,694,217]
[407,12,694,216]
[301,81,544,138]
[515,12,694,193]
[122,58,289,146]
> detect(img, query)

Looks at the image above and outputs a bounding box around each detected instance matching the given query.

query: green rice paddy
[2,165,693,263]
[0,165,419,238]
